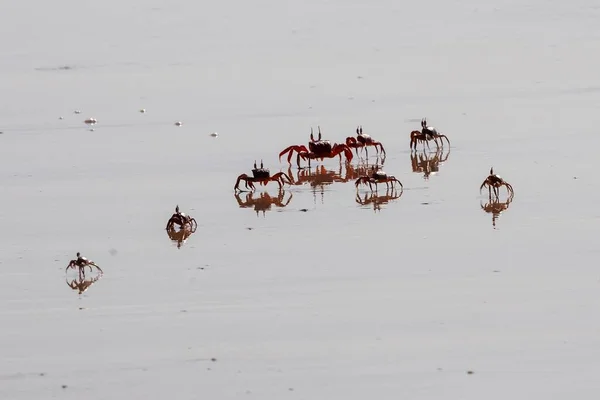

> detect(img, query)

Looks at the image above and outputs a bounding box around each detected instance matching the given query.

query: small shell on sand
[175,121,183,126]
[84,118,97,124]
[140,109,146,113]
[210,132,218,137]
[74,110,81,114]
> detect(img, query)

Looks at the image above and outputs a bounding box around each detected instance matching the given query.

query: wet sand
[2,0,600,399]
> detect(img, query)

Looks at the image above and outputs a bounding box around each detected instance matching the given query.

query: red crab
[345,125,386,158]
[279,126,354,168]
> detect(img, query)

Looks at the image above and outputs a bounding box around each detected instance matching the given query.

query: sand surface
[2,0,600,399]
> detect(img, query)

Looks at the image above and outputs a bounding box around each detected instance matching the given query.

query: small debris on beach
[140,108,146,113]
[175,121,183,126]
[210,132,218,137]
[74,110,81,114]
[467,370,474,375]
[84,118,97,125]
[59,116,64,120]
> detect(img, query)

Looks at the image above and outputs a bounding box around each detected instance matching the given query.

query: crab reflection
[167,225,196,249]
[481,196,513,228]
[235,190,293,217]
[287,165,349,204]
[344,156,386,180]
[356,188,403,212]
[66,273,103,296]
[410,148,450,180]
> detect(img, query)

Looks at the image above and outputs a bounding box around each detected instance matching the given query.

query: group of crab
[228,118,514,201]
[234,125,402,194]
[66,118,516,281]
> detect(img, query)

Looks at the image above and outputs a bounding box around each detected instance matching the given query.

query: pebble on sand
[210,132,218,137]
[59,116,64,120]
[175,121,183,126]
[74,110,81,114]
[140,109,146,113]
[84,118,97,124]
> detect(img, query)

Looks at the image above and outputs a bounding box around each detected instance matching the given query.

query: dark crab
[65,252,103,280]
[355,166,404,192]
[279,126,354,168]
[234,160,292,192]
[479,167,514,200]
[345,125,386,158]
[410,118,451,150]
[166,205,198,231]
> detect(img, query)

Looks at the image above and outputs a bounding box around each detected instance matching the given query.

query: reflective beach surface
[2,0,600,399]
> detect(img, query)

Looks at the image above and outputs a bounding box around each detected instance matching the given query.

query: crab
[66,273,103,295]
[65,252,104,280]
[481,196,513,228]
[345,126,386,158]
[234,160,292,192]
[410,118,451,150]
[420,118,451,148]
[166,205,198,231]
[356,188,403,212]
[479,167,514,200]
[234,190,293,217]
[279,126,354,168]
[355,166,403,192]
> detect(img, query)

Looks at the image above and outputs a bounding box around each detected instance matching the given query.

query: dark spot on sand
[247,227,253,230]
[61,385,68,389]
[35,65,75,71]
[180,310,187,313]
[467,370,474,375]
[211,358,217,362]
[300,209,308,212]
[39,373,46,377]
[421,202,429,205]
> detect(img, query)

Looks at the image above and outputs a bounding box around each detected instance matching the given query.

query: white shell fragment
[210,132,218,137]
[84,118,97,124]
[175,121,182,126]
